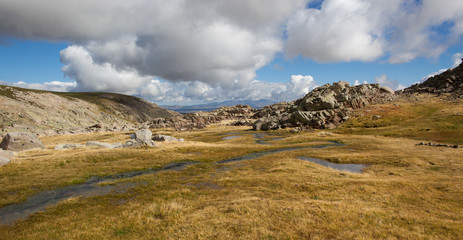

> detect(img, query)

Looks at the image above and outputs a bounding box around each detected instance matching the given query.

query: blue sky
[1,0,463,105]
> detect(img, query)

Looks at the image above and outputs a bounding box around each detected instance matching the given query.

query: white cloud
[138,75,318,105]
[354,80,368,86]
[286,0,387,62]
[375,74,405,91]
[0,0,305,94]
[2,0,463,103]
[286,0,463,63]
[0,80,76,92]
[60,45,151,94]
[452,51,463,68]
[420,69,448,83]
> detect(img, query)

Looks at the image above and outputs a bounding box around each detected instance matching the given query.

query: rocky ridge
[253,82,395,130]
[0,85,179,136]
[144,104,256,131]
[403,60,463,98]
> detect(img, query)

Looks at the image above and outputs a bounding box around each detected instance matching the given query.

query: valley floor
[0,96,462,239]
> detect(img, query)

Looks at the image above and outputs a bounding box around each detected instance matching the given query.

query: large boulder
[0,132,46,151]
[134,129,156,146]
[0,156,9,167]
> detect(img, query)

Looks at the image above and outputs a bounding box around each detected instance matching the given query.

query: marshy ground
[0,95,462,239]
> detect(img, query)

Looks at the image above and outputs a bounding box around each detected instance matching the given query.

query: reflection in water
[0,162,198,225]
[299,157,366,173]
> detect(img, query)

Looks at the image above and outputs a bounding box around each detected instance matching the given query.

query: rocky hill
[403,60,463,98]
[144,104,256,131]
[0,85,179,136]
[253,82,395,130]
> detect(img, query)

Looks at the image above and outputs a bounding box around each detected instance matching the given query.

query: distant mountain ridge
[0,85,179,136]
[161,99,278,113]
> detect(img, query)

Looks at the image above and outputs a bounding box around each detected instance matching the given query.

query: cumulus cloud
[286,0,387,62]
[2,0,463,103]
[138,75,318,105]
[60,45,151,94]
[0,0,305,93]
[286,0,463,63]
[374,74,405,91]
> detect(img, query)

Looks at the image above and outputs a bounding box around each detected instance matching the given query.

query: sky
[1,0,463,105]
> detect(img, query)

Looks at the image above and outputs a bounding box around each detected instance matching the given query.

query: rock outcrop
[0,132,46,151]
[253,82,395,130]
[146,104,256,131]
[403,60,463,98]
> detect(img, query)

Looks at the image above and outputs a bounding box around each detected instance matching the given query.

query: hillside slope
[0,85,179,136]
[403,60,463,98]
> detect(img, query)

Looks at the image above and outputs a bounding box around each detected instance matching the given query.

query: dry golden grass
[336,95,463,144]
[1,98,462,239]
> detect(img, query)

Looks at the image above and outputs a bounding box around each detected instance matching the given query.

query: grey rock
[86,141,119,149]
[54,143,85,150]
[380,86,394,94]
[134,129,156,146]
[0,156,10,166]
[122,140,158,148]
[0,149,15,159]
[152,135,179,142]
[0,132,46,151]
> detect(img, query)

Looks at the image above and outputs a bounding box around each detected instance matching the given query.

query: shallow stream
[0,133,365,225]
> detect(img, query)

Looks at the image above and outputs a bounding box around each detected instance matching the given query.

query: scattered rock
[416,142,460,148]
[317,131,333,137]
[152,135,179,142]
[88,123,103,129]
[0,132,46,151]
[147,105,256,131]
[122,140,158,148]
[86,141,121,149]
[229,119,253,126]
[0,156,9,167]
[54,143,86,150]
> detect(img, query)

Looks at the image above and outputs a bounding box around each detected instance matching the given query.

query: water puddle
[215,147,305,164]
[298,157,366,173]
[215,141,344,164]
[222,136,241,140]
[0,161,198,225]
